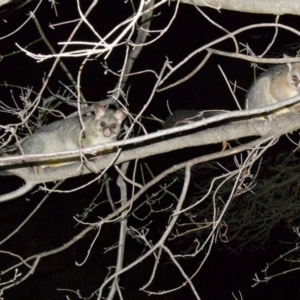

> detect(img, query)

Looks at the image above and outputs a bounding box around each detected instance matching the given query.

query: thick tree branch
[1,112,300,201]
[179,0,300,16]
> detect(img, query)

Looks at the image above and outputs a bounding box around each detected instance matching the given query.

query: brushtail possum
[246,58,300,117]
[0,104,127,165]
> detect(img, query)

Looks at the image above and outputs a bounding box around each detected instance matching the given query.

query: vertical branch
[111,0,155,103]
[105,161,130,300]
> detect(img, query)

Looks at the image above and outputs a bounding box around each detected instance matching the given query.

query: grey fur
[246,61,300,116]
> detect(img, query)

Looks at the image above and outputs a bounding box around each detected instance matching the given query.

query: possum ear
[93,105,106,119]
[284,54,294,70]
[115,109,127,123]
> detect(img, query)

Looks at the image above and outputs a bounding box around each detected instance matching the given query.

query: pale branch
[106,162,130,300]
[18,0,155,62]
[0,138,266,216]
[1,111,299,202]
[158,22,300,89]
[207,48,300,63]
[2,93,300,167]
[118,0,155,92]
[178,0,300,16]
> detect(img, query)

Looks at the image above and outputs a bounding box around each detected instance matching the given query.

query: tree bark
[179,0,300,16]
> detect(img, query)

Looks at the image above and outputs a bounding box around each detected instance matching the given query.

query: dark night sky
[0,1,300,299]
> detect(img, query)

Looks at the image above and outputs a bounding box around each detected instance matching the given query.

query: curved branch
[1,111,300,201]
[179,0,300,16]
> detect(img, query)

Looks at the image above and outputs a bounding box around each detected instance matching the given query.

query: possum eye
[292,75,298,82]
[110,124,116,129]
[100,122,106,127]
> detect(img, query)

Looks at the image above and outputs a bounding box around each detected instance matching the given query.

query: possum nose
[103,128,111,137]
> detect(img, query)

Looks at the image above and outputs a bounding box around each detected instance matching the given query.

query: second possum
[246,59,300,117]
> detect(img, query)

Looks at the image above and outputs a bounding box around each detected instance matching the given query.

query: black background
[0,1,299,299]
